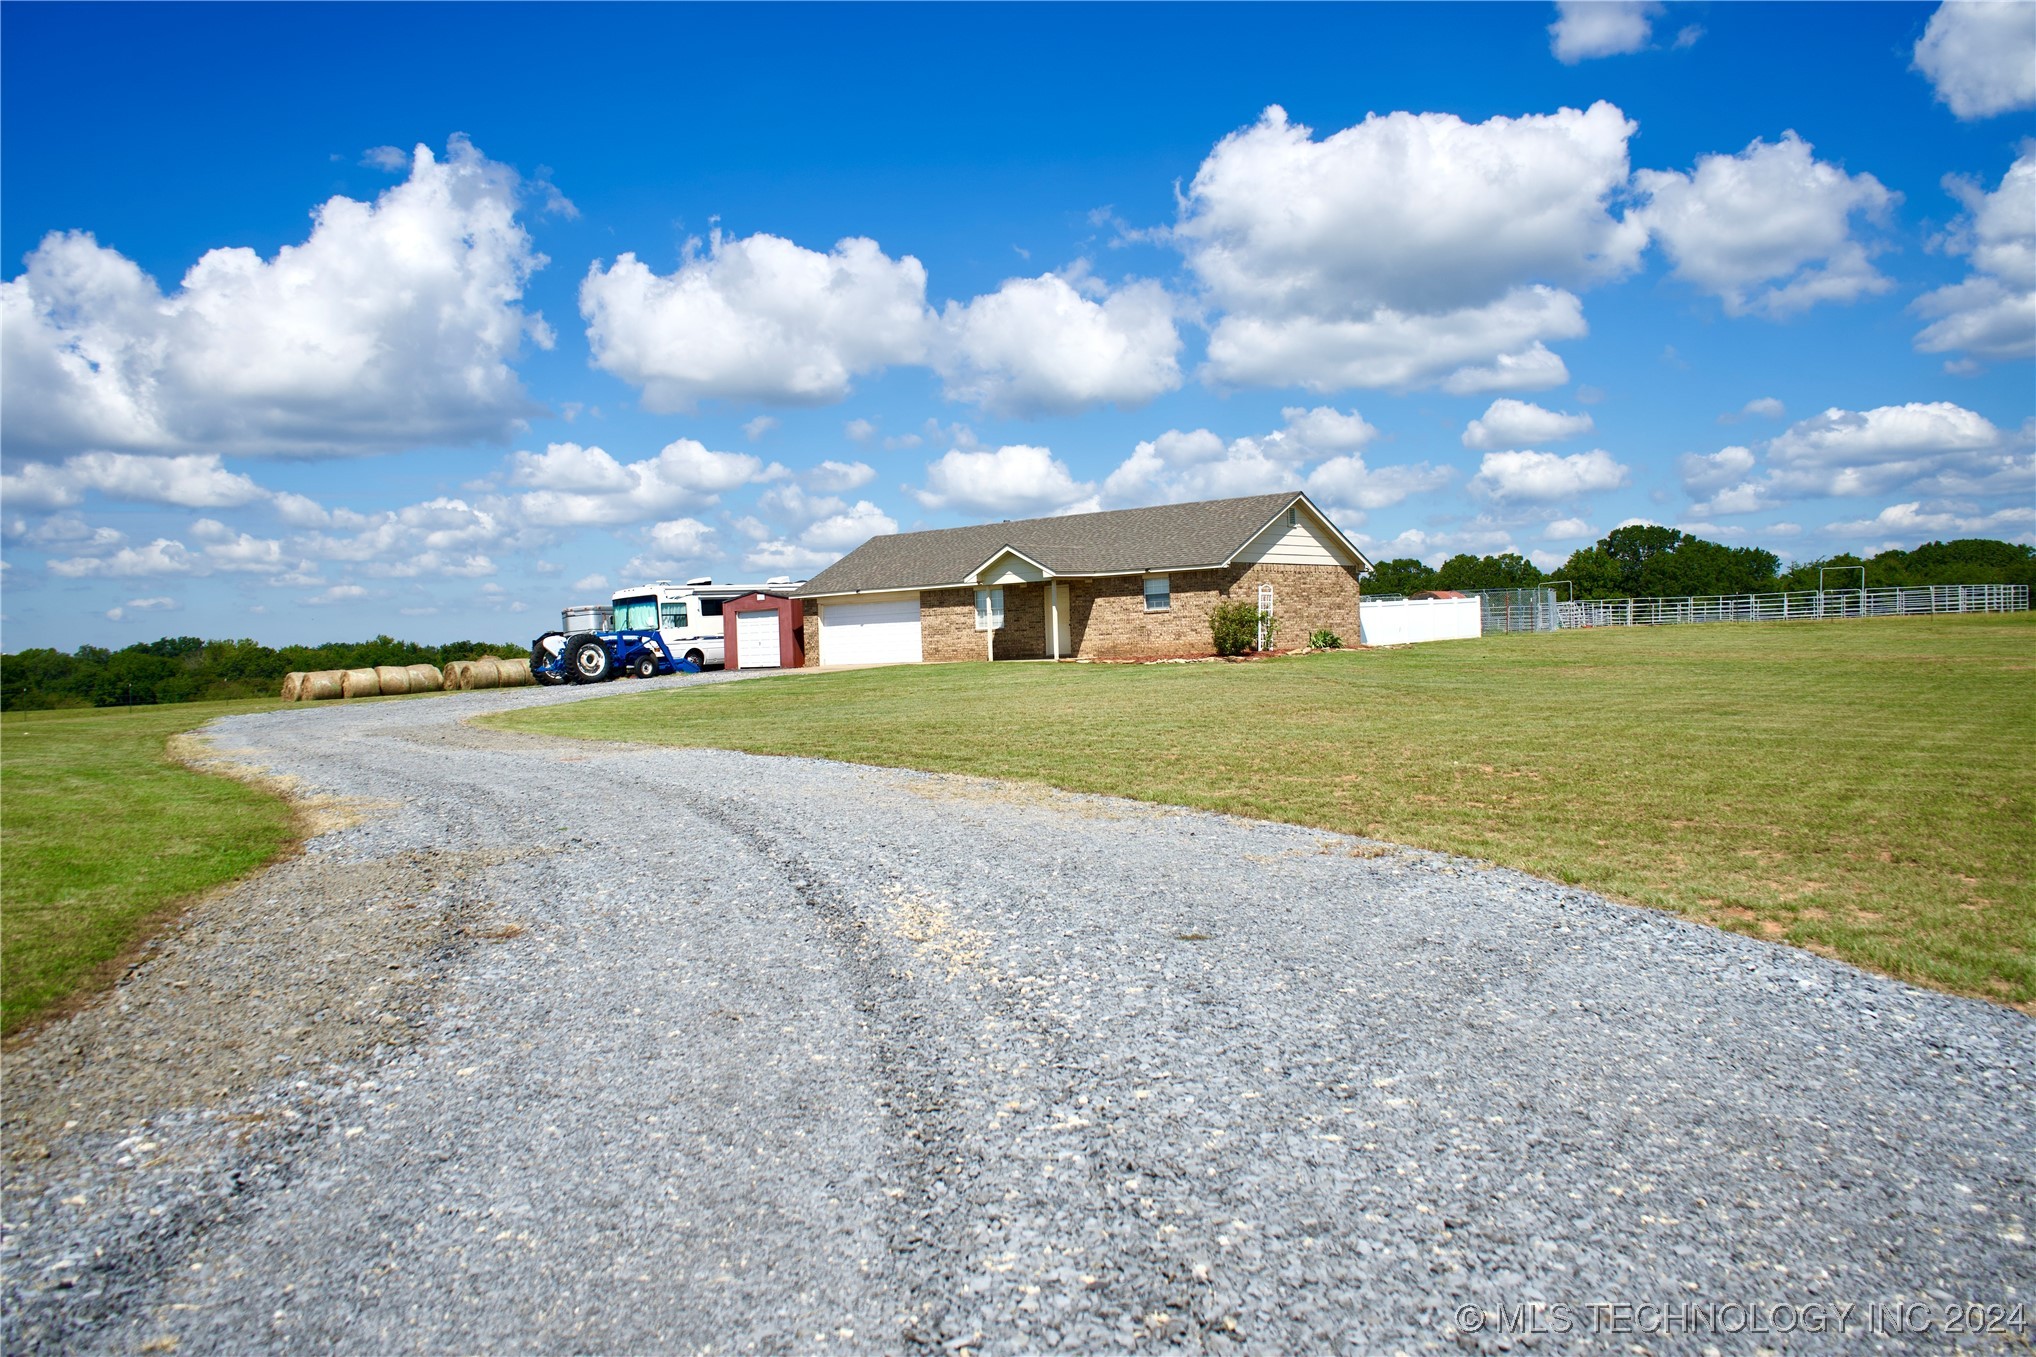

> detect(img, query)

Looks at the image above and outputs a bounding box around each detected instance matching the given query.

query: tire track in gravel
[668,785,979,1348]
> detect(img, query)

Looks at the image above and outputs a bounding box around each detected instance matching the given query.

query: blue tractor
[529,598,703,686]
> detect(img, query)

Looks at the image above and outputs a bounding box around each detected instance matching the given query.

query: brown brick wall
[920,588,981,663]
[1065,563,1361,659]
[1229,562,1363,650]
[801,564,1359,666]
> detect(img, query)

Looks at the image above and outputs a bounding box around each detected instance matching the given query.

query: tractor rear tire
[565,634,612,684]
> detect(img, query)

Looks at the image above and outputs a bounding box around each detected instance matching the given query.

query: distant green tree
[1554,545,1628,599]
[1435,552,1544,591]
[1364,558,1438,597]
[1779,540,2036,591]
[1559,526,1780,599]
[0,635,529,709]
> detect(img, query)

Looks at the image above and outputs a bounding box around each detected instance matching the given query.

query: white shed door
[736,611,782,668]
[820,596,923,665]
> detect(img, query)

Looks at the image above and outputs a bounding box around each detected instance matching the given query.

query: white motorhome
[606,577,801,670]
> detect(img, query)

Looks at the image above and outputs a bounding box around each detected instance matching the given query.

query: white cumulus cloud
[1765,401,2005,497]
[1462,398,1595,449]
[1914,1,2036,120]
[1206,293,1586,394]
[934,270,1182,415]
[1468,448,1629,502]
[1913,147,2036,362]
[806,459,877,493]
[579,231,931,410]
[0,452,269,510]
[48,539,204,579]
[508,439,779,526]
[1179,102,1642,392]
[1,136,549,458]
[289,495,505,578]
[1632,133,1897,317]
[1549,1,1660,63]
[1685,401,2022,513]
[1825,499,2035,539]
[801,500,897,552]
[1678,445,1759,495]
[1278,406,1381,453]
[912,445,1094,516]
[1101,407,1435,511]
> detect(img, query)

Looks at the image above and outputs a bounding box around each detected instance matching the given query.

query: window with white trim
[1143,575,1171,612]
[974,587,1005,630]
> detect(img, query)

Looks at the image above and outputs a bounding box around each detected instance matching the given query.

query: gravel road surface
[5,672,2031,1355]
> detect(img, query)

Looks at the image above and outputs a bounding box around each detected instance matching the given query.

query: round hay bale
[374,665,412,696]
[405,663,444,692]
[441,660,470,690]
[341,668,382,699]
[279,672,306,702]
[303,672,344,701]
[494,656,535,687]
[466,658,502,690]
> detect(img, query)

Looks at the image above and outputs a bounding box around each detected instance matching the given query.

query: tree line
[1366,530,2036,600]
[0,635,526,710]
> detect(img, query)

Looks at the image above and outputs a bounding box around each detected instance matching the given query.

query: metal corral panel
[820,594,923,665]
[1359,596,1482,646]
[736,611,781,669]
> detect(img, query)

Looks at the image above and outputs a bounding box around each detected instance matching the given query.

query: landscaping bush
[1309,629,1344,650]
[1211,601,1274,656]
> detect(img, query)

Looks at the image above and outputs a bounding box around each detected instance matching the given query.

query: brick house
[792,491,1371,665]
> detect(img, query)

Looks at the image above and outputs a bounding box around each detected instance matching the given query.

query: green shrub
[1211,601,1276,656]
[1309,629,1344,650]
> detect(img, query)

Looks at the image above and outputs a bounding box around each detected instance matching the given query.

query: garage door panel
[736,612,781,668]
[820,597,922,665]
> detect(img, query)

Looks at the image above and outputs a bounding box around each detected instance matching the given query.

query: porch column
[1049,581,1061,660]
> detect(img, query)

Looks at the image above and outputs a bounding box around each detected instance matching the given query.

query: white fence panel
[1359,596,1483,646]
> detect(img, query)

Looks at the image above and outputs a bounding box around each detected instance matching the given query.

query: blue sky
[3,1,2031,649]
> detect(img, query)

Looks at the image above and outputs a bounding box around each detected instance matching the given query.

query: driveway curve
[5,673,2031,1355]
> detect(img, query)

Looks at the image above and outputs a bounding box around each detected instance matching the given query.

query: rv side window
[660,601,689,630]
[700,598,724,617]
[612,598,659,631]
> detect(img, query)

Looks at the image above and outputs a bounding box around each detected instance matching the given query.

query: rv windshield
[612,597,659,631]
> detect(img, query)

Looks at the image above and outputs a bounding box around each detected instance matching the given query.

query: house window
[975,587,1005,630]
[1143,575,1171,612]
[1288,506,1299,528]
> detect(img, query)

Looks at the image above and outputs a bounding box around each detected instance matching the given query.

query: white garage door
[820,596,923,665]
[736,611,782,669]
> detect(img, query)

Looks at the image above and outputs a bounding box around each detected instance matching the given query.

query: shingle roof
[795,491,1366,598]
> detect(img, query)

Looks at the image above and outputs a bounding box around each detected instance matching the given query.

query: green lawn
[1,700,295,1034]
[491,614,2036,1008]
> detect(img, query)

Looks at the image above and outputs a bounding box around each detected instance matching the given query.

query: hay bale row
[282,657,524,701]
[442,656,537,690]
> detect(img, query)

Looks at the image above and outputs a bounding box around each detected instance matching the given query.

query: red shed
[723,593,805,670]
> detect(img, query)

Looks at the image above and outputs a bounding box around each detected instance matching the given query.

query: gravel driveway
[5,673,2031,1355]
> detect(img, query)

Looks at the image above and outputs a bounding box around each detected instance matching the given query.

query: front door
[1048,581,1072,658]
